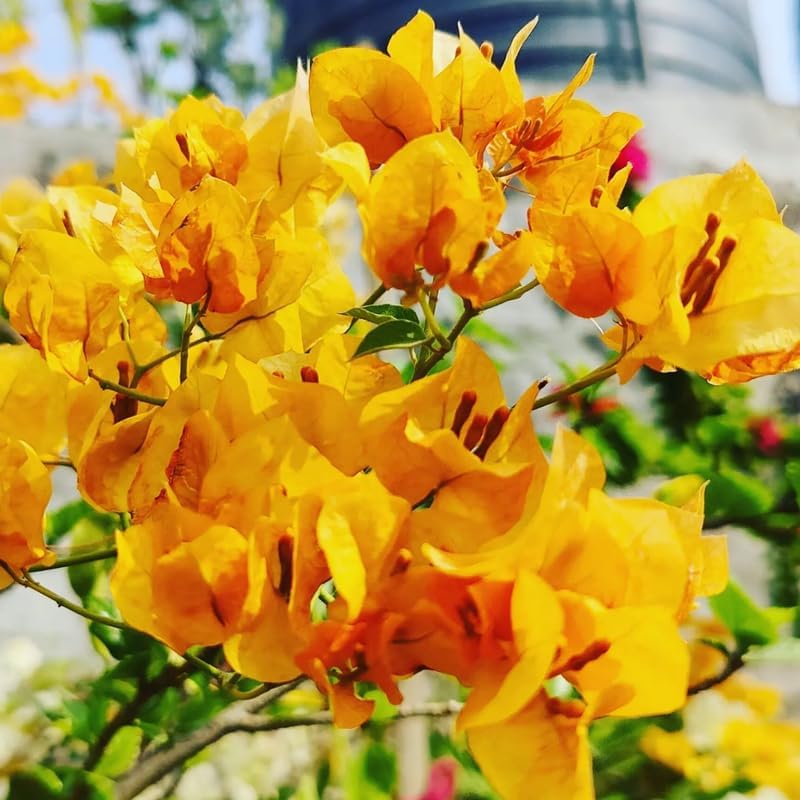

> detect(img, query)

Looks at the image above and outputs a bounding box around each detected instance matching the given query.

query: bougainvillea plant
[2,10,800,800]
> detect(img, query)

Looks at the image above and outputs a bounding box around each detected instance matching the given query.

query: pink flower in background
[413,758,457,800]
[611,134,650,183]
[749,417,783,455]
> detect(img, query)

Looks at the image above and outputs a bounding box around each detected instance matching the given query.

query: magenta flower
[413,758,457,800]
[611,134,650,183]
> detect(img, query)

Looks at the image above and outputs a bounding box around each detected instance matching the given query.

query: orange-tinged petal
[360,131,487,288]
[459,572,562,729]
[0,435,52,573]
[467,692,594,800]
[309,47,435,166]
[0,344,67,457]
[450,231,536,307]
[386,11,438,126]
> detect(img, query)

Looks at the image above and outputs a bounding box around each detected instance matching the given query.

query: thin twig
[687,649,745,695]
[532,363,618,410]
[88,369,167,407]
[28,546,117,572]
[115,691,460,800]
[0,563,128,629]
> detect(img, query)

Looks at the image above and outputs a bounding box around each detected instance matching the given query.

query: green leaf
[786,460,800,506]
[343,304,419,326]
[709,581,778,649]
[352,320,427,358]
[704,468,775,520]
[8,766,63,799]
[90,1,139,29]
[743,637,800,663]
[95,726,143,778]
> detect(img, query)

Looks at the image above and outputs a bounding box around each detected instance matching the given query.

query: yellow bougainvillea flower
[426,427,726,608]
[0,343,67,458]
[241,63,348,215]
[468,693,595,800]
[310,12,537,165]
[609,160,800,383]
[529,154,662,321]
[309,13,437,167]
[67,340,174,512]
[154,176,262,312]
[6,230,127,380]
[204,228,355,362]
[115,94,247,200]
[0,434,53,585]
[223,516,306,683]
[489,53,641,191]
[359,131,496,290]
[434,18,537,160]
[360,337,544,524]
[0,178,50,292]
[111,499,250,653]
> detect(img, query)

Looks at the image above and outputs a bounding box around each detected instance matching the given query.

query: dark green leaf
[343,304,419,326]
[352,320,427,358]
[8,766,63,799]
[704,468,774,520]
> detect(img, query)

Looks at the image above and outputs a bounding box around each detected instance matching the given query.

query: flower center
[680,212,737,315]
[450,390,511,460]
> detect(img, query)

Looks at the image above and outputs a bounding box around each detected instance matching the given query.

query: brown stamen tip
[537,378,550,390]
[516,117,532,141]
[551,639,612,677]
[352,642,368,673]
[300,366,319,383]
[277,535,293,600]
[451,390,478,437]
[589,186,603,208]
[716,235,737,267]
[479,41,494,60]
[457,598,481,639]
[62,210,76,237]
[691,257,723,314]
[546,697,585,719]
[391,548,413,576]
[454,45,462,58]
[705,212,721,236]
[463,413,489,451]
[175,132,191,161]
[467,240,489,273]
[681,254,719,308]
[474,405,511,460]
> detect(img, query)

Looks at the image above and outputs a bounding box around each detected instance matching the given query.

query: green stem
[179,294,211,384]
[131,311,273,387]
[28,546,117,573]
[412,300,479,380]
[532,363,617,410]
[1,562,232,682]
[480,278,540,310]
[417,288,449,348]
[88,370,167,407]
[1,563,128,630]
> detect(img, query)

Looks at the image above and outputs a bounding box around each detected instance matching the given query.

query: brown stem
[687,649,745,695]
[114,690,460,800]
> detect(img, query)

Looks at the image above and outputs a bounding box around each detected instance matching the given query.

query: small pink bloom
[414,758,457,800]
[749,417,783,455]
[611,134,650,183]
